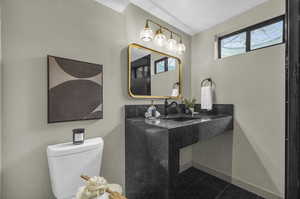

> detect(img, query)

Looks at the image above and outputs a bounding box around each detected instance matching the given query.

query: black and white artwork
[47,56,103,123]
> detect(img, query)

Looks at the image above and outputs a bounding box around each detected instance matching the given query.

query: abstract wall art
[48,56,103,123]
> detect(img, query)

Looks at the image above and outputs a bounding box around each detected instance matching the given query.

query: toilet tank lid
[47,137,103,157]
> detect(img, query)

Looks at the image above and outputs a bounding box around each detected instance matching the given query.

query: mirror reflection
[129,44,181,98]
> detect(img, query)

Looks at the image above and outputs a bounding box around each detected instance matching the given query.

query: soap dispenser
[145,100,160,119]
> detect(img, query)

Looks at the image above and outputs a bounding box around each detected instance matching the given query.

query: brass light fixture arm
[146,19,183,41]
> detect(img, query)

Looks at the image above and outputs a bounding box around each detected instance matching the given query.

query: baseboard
[179,161,193,173]
[192,162,283,199]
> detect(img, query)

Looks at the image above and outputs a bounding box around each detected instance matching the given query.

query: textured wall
[191,0,285,198]
[1,1,191,198]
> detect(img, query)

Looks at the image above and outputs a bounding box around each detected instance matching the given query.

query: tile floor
[175,167,264,199]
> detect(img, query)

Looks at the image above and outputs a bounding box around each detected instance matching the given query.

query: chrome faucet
[164,99,178,116]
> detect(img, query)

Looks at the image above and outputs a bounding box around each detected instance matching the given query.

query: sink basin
[169,117,197,122]
[173,118,197,122]
[160,115,200,122]
[159,114,223,122]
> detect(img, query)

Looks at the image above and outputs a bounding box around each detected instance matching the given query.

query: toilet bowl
[47,137,104,199]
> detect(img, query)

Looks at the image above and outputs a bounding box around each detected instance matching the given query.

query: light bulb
[154,29,166,47]
[140,22,154,42]
[177,40,186,54]
[167,34,177,52]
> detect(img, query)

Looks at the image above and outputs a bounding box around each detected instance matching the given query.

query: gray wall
[191,0,285,198]
[1,0,191,198]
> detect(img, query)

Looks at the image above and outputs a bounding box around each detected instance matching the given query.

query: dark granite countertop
[126,113,233,129]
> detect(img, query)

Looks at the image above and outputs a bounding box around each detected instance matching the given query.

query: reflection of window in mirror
[155,57,168,74]
[154,57,176,74]
[168,58,176,71]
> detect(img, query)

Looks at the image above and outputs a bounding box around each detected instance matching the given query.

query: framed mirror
[128,43,182,99]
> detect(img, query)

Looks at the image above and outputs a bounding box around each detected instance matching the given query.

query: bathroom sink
[169,117,198,122]
[160,115,200,122]
[176,118,198,122]
[159,114,223,122]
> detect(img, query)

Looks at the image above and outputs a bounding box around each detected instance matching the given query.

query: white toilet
[47,137,104,199]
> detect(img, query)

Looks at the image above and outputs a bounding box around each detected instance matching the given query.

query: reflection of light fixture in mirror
[171,82,180,97]
[154,28,167,47]
[140,21,154,42]
[177,39,186,55]
[167,33,177,52]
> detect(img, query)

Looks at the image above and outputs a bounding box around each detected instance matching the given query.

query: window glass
[156,60,165,73]
[251,20,284,50]
[168,58,176,71]
[220,32,246,58]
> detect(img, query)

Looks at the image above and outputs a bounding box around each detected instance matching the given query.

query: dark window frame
[131,54,151,79]
[218,15,285,58]
[154,57,168,74]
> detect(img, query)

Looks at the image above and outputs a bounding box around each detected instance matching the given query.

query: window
[167,58,176,71]
[250,20,284,50]
[155,58,167,73]
[154,57,176,74]
[220,32,246,58]
[218,15,285,58]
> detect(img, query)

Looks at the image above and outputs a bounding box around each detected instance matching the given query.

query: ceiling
[95,0,268,35]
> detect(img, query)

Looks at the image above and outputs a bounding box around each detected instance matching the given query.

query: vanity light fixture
[177,39,186,55]
[140,20,154,42]
[140,19,186,55]
[154,28,167,47]
[167,32,178,52]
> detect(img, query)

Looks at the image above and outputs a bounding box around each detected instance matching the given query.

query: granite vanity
[125,104,234,199]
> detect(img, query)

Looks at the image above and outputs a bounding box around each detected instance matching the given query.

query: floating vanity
[126,44,233,199]
[125,104,233,199]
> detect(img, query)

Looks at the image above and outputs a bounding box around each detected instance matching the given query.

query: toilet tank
[47,137,104,199]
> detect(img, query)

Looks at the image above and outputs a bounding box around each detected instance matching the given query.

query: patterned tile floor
[175,167,264,199]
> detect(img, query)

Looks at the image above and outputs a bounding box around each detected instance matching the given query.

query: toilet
[47,137,105,199]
